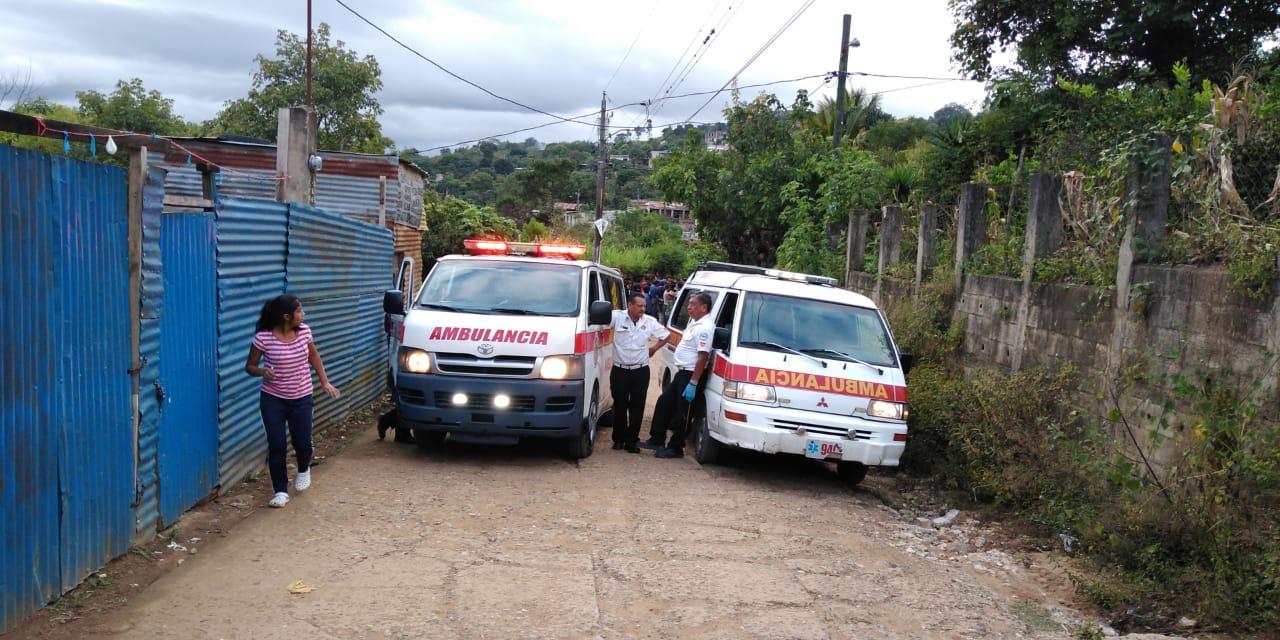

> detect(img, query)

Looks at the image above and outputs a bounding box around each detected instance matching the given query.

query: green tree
[76,78,195,136]
[801,89,890,144]
[950,0,1280,86]
[421,192,517,271]
[777,148,885,278]
[206,23,388,152]
[512,157,574,215]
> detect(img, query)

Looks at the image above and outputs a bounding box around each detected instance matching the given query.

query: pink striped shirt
[253,324,314,399]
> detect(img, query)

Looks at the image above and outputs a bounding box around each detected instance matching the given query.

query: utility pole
[306,0,314,110]
[832,13,851,149]
[594,92,607,262]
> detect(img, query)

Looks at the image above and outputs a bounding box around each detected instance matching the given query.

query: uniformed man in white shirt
[609,292,675,452]
[643,292,715,459]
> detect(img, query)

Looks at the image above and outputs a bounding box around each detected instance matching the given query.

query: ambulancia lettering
[428,326,550,345]
[752,368,891,399]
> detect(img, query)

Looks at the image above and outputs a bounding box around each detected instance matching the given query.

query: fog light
[451,393,468,406]
[493,394,511,409]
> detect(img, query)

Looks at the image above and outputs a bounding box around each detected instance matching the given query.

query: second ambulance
[655,262,911,485]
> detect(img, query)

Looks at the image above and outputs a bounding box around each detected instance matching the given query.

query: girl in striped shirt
[244,294,340,508]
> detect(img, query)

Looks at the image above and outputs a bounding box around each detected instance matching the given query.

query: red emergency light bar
[463,238,587,259]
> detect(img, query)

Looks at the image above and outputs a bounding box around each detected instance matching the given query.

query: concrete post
[1115,133,1171,309]
[1022,173,1065,281]
[275,106,316,205]
[878,205,904,276]
[915,203,940,295]
[954,182,988,292]
[844,209,868,284]
[1011,173,1066,371]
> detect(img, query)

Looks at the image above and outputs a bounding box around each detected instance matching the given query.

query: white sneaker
[268,492,290,508]
[295,469,311,492]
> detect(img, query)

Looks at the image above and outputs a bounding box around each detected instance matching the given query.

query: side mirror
[588,300,613,325]
[712,327,731,350]
[383,289,405,315]
[899,353,915,376]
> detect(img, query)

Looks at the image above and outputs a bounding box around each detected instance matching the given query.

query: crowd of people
[627,274,682,322]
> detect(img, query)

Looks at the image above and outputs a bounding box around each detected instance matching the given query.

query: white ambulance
[382,239,625,458]
[655,262,912,485]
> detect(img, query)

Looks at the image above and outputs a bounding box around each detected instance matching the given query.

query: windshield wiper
[739,341,827,368]
[419,302,463,313]
[801,348,883,376]
[491,307,537,315]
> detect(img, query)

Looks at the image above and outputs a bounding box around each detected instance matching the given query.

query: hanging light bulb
[105,136,118,155]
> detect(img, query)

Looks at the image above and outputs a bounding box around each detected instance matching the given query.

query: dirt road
[39,378,1112,640]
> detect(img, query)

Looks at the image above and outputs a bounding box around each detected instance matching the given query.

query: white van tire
[837,461,868,486]
[568,388,598,460]
[692,408,721,465]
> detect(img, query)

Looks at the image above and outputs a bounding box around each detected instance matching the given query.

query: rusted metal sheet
[1,144,133,633]
[213,198,287,491]
[134,166,167,538]
[149,139,425,228]
[392,223,424,295]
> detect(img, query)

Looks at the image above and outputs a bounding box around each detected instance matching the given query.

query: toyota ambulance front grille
[434,392,536,412]
[771,419,873,440]
[434,353,536,377]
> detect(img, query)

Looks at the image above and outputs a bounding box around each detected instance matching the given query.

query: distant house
[629,199,698,240]
[648,150,670,168]
[608,154,631,166]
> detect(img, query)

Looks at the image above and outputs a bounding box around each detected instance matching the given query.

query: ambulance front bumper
[711,398,907,466]
[395,372,585,437]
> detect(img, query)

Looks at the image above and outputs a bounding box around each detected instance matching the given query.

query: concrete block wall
[841,161,1279,468]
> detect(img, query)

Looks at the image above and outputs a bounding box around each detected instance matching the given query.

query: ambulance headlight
[866,400,906,420]
[399,347,432,374]
[723,381,775,403]
[540,355,584,380]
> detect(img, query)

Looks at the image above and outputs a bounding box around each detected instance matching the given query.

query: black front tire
[692,409,721,465]
[568,389,598,460]
[837,461,868,486]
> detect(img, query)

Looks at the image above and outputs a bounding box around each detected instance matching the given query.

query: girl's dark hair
[256,294,301,332]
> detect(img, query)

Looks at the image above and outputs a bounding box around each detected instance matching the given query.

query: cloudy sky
[0,0,986,151]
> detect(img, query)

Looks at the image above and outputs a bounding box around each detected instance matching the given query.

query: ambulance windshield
[738,293,897,367]
[418,260,581,317]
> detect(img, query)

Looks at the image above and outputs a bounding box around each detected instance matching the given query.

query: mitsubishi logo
[816,397,829,408]
[477,343,495,356]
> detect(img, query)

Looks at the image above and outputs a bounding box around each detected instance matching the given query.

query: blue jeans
[260,392,314,494]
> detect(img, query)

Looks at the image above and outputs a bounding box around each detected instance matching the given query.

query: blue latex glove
[681,382,697,402]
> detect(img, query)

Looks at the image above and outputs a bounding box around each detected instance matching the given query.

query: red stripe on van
[713,355,907,402]
[574,328,614,354]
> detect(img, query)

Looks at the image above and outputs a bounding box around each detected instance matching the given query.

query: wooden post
[127,146,148,472]
[378,175,387,227]
[275,106,315,205]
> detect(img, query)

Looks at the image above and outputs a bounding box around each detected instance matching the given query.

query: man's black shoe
[638,439,662,451]
[625,441,641,453]
[654,446,684,459]
[612,442,625,450]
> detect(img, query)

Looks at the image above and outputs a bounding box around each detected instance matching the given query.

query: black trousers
[610,365,650,444]
[650,369,698,449]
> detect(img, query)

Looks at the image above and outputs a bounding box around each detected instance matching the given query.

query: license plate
[804,439,843,460]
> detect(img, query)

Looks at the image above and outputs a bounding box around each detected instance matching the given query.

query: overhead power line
[652,0,748,120]
[605,0,664,92]
[682,0,817,124]
[332,0,599,127]
[850,71,976,82]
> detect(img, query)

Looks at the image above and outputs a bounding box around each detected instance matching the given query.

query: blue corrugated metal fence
[1,144,134,631]
[2,154,392,632]
[158,212,219,526]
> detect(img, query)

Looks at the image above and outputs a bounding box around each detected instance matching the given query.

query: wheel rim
[587,395,598,443]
